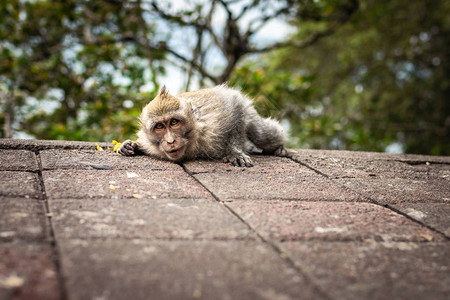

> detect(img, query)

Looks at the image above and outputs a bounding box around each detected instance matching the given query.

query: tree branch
[161,45,219,84]
[244,5,291,41]
[149,0,208,30]
[248,0,359,53]
[203,2,222,55]
[147,0,359,84]
[214,0,233,19]
[185,26,204,90]
[236,0,261,20]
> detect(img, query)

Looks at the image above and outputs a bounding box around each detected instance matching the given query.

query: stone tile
[292,148,397,161]
[292,154,450,180]
[0,171,42,199]
[281,241,450,300]
[391,153,450,164]
[58,239,326,300]
[228,201,444,242]
[0,242,61,300]
[336,178,450,204]
[291,148,450,164]
[40,149,181,171]
[49,198,253,240]
[0,150,39,171]
[391,203,450,237]
[194,172,363,202]
[183,155,309,174]
[0,198,48,241]
[42,169,212,200]
[0,138,109,151]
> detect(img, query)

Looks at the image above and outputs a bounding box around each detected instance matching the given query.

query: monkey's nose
[167,138,175,144]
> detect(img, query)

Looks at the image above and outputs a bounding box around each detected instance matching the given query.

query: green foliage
[0,0,162,141]
[231,0,450,155]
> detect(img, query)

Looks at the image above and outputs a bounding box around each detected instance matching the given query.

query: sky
[149,0,296,93]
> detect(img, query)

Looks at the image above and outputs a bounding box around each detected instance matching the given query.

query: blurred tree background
[0,0,449,155]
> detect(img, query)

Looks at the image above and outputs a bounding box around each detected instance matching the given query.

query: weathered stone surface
[1,141,449,300]
[42,169,212,200]
[292,155,450,180]
[183,156,308,174]
[0,138,109,151]
[228,200,444,242]
[0,242,61,300]
[335,178,450,204]
[40,149,181,171]
[194,172,363,202]
[292,149,400,161]
[0,150,39,171]
[292,148,450,164]
[0,171,42,199]
[281,241,450,300]
[58,239,326,300]
[49,198,253,240]
[0,197,48,241]
[391,202,450,237]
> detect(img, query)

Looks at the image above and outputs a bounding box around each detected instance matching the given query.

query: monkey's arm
[222,118,254,167]
[117,140,145,156]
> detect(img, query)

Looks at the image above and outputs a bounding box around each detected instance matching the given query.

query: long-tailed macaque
[117,85,289,167]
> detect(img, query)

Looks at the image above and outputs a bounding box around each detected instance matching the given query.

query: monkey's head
[139,86,197,162]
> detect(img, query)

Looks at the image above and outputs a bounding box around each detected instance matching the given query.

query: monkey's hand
[273,145,293,158]
[117,140,138,156]
[223,153,253,167]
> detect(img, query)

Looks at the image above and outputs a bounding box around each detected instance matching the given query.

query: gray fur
[118,85,289,167]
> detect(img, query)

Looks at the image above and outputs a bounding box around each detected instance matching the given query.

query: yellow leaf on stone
[113,142,122,152]
[0,275,24,288]
[420,234,433,241]
[193,289,202,298]
[96,144,104,151]
[133,194,143,199]
[109,185,116,190]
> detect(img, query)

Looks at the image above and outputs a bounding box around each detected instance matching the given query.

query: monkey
[117,84,290,167]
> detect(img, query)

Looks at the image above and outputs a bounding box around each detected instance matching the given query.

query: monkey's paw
[223,153,253,167]
[274,146,292,158]
[117,140,138,156]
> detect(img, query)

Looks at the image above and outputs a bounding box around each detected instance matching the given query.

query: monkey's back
[177,85,253,159]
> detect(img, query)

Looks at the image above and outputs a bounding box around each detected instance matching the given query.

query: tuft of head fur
[146,86,180,117]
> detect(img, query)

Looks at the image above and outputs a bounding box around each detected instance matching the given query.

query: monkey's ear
[158,85,168,97]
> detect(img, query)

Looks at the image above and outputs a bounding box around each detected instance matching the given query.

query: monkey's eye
[154,123,165,130]
[170,119,179,126]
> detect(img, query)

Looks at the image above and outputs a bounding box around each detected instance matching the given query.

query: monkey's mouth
[165,147,185,160]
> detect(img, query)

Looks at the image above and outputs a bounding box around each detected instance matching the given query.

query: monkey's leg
[117,139,140,156]
[246,108,290,157]
[223,117,253,167]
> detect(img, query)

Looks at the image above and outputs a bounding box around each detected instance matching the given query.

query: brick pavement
[0,139,449,300]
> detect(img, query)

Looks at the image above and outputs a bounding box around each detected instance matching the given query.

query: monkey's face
[150,116,191,161]
[140,87,196,161]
